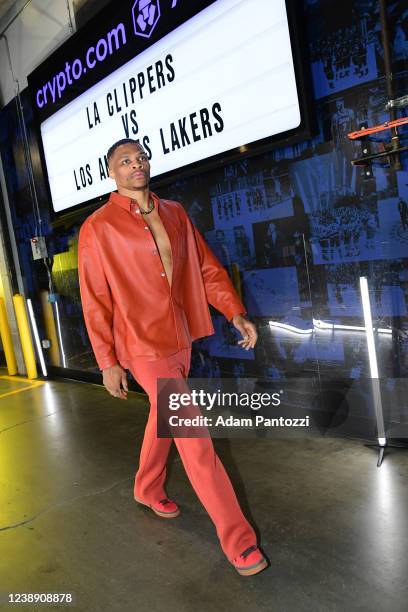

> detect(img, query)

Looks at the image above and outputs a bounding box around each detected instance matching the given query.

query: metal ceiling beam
[0,0,32,37]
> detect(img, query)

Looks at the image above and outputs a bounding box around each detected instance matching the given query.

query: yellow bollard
[12,294,37,379]
[0,296,18,375]
[39,290,61,366]
[231,262,242,301]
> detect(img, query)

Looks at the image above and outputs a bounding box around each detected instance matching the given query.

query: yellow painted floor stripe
[0,375,43,383]
[0,382,45,399]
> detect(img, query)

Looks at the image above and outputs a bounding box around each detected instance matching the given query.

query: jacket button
[153,250,157,255]
[144,226,149,230]
[161,272,166,277]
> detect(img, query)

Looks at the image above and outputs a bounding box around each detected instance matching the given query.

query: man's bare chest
[143,211,172,258]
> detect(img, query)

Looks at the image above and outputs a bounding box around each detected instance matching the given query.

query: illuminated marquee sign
[28,0,309,215]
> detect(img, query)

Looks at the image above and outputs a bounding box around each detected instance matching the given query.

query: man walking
[78,138,268,576]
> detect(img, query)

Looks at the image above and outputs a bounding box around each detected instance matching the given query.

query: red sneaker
[232,545,268,576]
[134,495,180,518]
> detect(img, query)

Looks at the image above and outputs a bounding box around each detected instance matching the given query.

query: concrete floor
[0,370,408,612]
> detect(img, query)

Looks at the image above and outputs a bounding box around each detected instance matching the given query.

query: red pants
[126,347,257,561]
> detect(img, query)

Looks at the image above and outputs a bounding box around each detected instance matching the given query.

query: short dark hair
[106,139,143,164]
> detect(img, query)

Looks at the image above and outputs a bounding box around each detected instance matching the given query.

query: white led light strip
[27,298,48,377]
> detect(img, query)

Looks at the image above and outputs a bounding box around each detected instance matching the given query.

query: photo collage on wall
[167,0,408,381]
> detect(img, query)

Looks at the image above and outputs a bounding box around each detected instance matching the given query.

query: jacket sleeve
[189,219,247,322]
[78,221,118,370]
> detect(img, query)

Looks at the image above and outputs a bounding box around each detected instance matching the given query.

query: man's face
[108,143,150,191]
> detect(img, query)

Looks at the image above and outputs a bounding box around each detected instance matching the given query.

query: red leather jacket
[78,191,246,370]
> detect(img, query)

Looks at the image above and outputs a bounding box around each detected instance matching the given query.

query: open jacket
[77,191,246,370]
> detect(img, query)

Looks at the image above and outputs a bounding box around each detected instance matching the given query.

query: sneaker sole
[134,496,180,518]
[234,557,268,576]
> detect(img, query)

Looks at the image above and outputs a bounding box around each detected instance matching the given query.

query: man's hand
[102,364,128,400]
[232,314,258,350]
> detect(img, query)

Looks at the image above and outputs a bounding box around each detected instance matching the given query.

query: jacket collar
[109,190,160,212]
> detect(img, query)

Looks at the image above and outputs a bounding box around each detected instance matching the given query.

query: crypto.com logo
[132,0,179,38]
[132,0,161,38]
[35,0,180,109]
